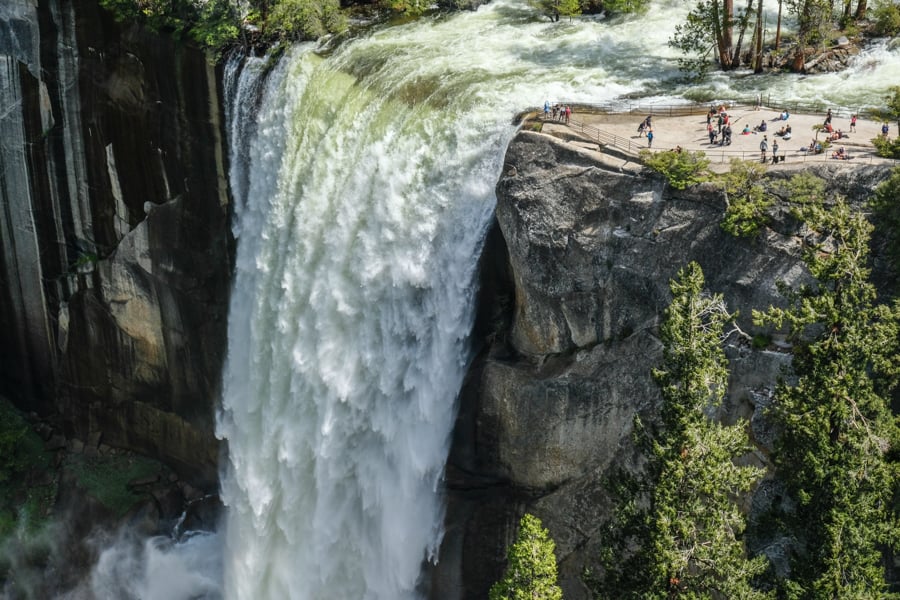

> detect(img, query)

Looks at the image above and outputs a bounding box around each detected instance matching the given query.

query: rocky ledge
[433,129,894,600]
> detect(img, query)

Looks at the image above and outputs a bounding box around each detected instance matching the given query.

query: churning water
[90,0,900,597]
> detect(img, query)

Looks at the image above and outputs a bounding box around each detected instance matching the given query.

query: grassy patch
[0,399,56,536]
[65,454,164,518]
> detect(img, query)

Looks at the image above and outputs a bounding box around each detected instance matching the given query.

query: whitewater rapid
[88,0,900,596]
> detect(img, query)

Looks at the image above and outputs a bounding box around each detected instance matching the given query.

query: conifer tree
[640,262,770,599]
[754,197,900,598]
[490,513,563,600]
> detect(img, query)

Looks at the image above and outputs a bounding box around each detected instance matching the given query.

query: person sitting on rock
[753,120,767,132]
[742,124,752,135]
[832,146,847,159]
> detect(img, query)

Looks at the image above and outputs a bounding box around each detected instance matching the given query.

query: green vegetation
[65,454,164,518]
[0,399,55,537]
[870,166,900,284]
[598,0,651,14]
[753,196,900,598]
[872,134,900,158]
[99,0,348,53]
[872,0,900,35]
[490,513,563,600]
[643,262,769,598]
[640,149,710,190]
[669,0,755,77]
[265,0,346,39]
[669,0,875,75]
[594,263,770,599]
[718,160,773,238]
[529,0,583,21]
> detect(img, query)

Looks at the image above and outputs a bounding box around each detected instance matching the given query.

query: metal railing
[562,117,885,164]
[545,95,883,120]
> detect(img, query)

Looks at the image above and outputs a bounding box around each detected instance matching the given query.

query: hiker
[708,122,716,144]
[544,100,551,118]
[637,121,646,137]
[760,136,768,162]
[647,129,654,148]
[882,122,890,138]
[772,140,779,163]
[564,105,571,124]
[850,114,857,132]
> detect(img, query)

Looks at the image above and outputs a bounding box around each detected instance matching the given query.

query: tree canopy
[490,513,564,600]
[753,193,900,598]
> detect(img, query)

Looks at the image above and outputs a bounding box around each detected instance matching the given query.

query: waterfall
[218,42,500,597]
[74,0,900,596]
[216,3,900,598]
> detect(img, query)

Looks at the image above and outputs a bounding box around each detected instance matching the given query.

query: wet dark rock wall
[0,0,231,487]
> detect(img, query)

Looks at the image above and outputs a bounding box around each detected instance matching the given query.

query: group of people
[637,115,654,147]
[774,123,792,139]
[707,107,733,145]
[543,100,885,160]
[543,101,572,124]
[759,135,780,163]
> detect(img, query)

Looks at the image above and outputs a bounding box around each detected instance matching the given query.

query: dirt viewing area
[535,104,897,173]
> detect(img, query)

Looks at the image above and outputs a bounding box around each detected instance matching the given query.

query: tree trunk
[712,1,732,69]
[775,0,783,49]
[733,0,755,68]
[723,0,735,59]
[842,0,852,24]
[754,0,764,73]
[855,0,867,19]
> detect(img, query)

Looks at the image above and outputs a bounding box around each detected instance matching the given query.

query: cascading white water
[83,0,900,597]
[217,3,900,599]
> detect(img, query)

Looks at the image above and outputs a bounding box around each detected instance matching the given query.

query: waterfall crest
[219,42,500,598]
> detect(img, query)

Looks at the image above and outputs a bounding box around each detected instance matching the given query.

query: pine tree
[490,513,564,600]
[754,197,900,599]
[640,262,770,599]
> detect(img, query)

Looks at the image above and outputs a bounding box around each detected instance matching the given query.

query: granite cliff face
[435,130,894,599]
[0,0,231,486]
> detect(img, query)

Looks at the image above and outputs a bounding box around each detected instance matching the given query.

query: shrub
[717,159,773,238]
[267,0,347,40]
[872,135,900,158]
[640,149,710,190]
[872,0,900,35]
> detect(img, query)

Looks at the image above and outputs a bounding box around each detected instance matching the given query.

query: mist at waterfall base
[82,1,900,598]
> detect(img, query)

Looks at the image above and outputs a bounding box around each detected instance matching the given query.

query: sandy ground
[539,106,895,171]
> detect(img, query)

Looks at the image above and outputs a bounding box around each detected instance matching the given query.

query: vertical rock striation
[0,0,231,486]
